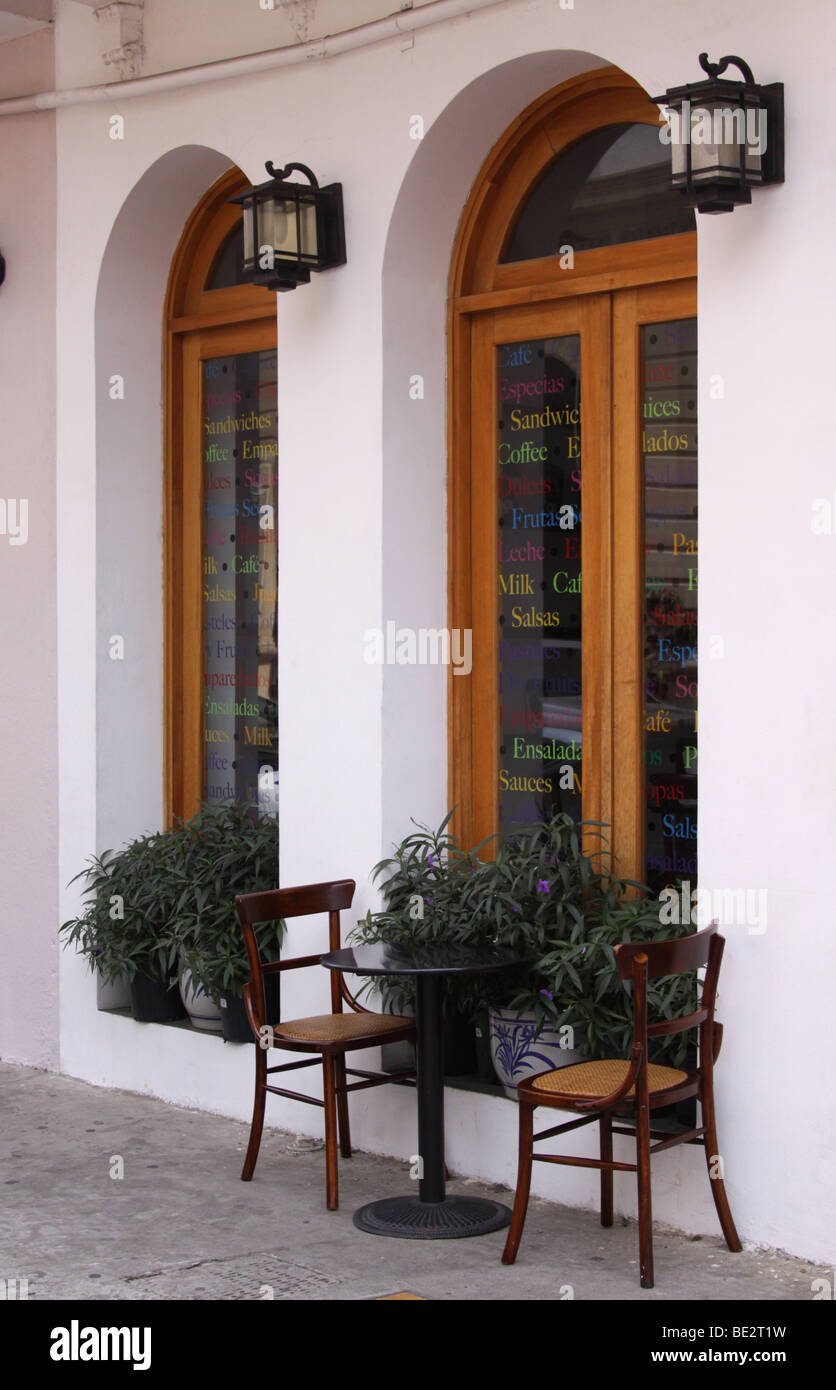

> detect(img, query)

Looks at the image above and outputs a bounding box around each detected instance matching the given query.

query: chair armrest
[265,954,323,973]
[340,976,372,1014]
[243,981,261,1042]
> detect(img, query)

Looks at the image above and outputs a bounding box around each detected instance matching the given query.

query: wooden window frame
[164,168,277,824]
[447,68,697,874]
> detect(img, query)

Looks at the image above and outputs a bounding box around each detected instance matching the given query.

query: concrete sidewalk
[0,1063,823,1302]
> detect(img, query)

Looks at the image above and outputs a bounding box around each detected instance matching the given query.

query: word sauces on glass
[642,319,697,894]
[497,335,581,838]
[202,350,278,819]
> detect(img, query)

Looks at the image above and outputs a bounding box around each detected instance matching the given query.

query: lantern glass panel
[260,194,320,263]
[256,196,285,257]
[669,102,688,182]
[668,95,765,188]
[689,98,763,184]
[242,199,255,264]
[298,199,318,260]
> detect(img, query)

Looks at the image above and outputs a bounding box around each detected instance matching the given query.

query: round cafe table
[321,940,530,1239]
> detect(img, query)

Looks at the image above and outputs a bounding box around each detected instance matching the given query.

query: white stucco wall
[36,0,836,1264]
[0,27,57,1069]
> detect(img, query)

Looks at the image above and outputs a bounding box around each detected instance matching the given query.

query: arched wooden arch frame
[447,67,697,872]
[164,167,276,824]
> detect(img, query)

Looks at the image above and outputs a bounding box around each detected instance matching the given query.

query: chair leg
[335,1054,352,1159]
[502,1099,534,1265]
[599,1111,613,1228]
[322,1053,340,1211]
[702,1081,742,1252]
[241,1044,267,1182]
[635,1099,654,1289]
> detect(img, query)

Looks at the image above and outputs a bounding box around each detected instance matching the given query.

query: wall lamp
[654,54,785,213]
[229,161,346,291]
[0,251,5,287]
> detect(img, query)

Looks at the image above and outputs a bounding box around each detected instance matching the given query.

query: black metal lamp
[0,251,5,287]
[654,54,784,214]
[229,161,346,291]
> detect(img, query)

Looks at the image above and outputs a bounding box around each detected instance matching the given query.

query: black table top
[322,942,532,977]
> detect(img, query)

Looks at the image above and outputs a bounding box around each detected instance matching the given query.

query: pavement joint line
[122,1249,335,1283]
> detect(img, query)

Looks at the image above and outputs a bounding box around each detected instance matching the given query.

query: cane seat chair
[236,879,415,1210]
[501,921,741,1287]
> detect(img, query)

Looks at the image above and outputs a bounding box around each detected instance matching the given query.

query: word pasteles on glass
[497,336,581,839]
[202,351,278,818]
[642,319,697,893]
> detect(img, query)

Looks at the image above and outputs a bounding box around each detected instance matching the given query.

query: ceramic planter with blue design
[488,1006,586,1098]
[178,961,223,1032]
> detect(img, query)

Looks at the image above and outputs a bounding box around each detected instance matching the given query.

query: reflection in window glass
[642,319,697,895]
[206,222,249,290]
[202,350,278,818]
[503,123,696,262]
[497,335,581,839]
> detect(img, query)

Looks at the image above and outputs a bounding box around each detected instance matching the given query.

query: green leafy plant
[60,830,186,987]
[60,802,283,1001]
[171,803,283,1001]
[354,810,696,1064]
[511,893,697,1067]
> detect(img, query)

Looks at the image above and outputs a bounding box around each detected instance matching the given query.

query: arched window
[448,69,697,890]
[164,169,278,824]
[502,121,695,260]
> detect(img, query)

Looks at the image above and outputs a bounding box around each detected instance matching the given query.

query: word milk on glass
[202,350,278,818]
[497,335,581,839]
[642,319,697,893]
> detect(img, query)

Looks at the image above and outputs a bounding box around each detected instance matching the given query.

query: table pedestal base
[352,1194,511,1240]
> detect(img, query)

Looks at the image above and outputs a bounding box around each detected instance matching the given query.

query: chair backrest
[235,879,356,1032]
[614,921,725,1074]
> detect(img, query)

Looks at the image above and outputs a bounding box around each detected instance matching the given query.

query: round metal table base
[352,1194,512,1240]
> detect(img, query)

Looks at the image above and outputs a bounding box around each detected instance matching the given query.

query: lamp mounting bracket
[264,161,319,188]
[698,53,756,85]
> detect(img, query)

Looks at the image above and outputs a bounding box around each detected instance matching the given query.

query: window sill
[99,1005,230,1039]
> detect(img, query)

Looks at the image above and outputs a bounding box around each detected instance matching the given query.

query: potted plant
[354,811,695,1094]
[60,831,188,1023]
[518,891,697,1067]
[354,812,491,1076]
[60,802,283,1036]
[171,803,284,1042]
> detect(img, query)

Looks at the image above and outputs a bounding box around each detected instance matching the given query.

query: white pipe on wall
[0,0,516,115]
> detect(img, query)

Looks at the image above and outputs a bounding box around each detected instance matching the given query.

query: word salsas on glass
[497,335,581,839]
[202,350,278,819]
[642,319,697,894]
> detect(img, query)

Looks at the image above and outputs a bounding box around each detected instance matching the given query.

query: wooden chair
[502,921,741,1287]
[236,879,415,1210]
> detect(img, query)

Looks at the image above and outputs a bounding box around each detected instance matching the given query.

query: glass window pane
[206,222,248,290]
[497,335,582,839]
[502,123,696,263]
[642,319,697,894]
[202,350,278,817]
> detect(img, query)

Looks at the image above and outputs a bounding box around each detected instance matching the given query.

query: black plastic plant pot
[473,1007,500,1083]
[220,975,280,1044]
[442,1011,478,1076]
[129,971,187,1023]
